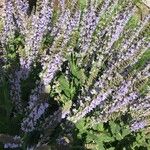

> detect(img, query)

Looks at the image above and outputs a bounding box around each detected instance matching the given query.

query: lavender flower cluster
[0,0,150,148]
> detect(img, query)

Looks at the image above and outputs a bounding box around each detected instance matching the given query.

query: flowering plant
[0,0,150,149]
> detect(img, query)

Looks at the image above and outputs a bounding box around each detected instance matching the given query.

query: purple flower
[79,5,99,52]
[9,70,23,113]
[21,0,53,77]
[14,0,29,34]
[2,0,16,44]
[117,14,150,57]
[71,89,112,123]
[4,143,21,149]
[1,0,150,144]
[21,102,49,132]
[108,92,138,113]
[4,135,22,149]
[131,120,147,131]
[106,6,136,50]
[42,53,63,86]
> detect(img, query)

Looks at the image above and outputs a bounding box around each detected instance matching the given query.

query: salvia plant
[0,0,150,149]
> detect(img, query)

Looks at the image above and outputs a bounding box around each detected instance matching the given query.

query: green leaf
[109,121,125,140]
[76,119,86,131]
[70,81,76,99]
[109,121,121,135]
[58,75,70,98]
[100,133,115,142]
[107,147,115,150]
[74,78,80,87]
[77,69,86,85]
[70,61,79,79]
[115,132,123,140]
[69,54,86,86]
[136,133,141,141]
[131,49,150,71]
[97,142,105,150]
[86,132,98,143]
[121,127,131,138]
[93,123,104,131]
[79,0,87,10]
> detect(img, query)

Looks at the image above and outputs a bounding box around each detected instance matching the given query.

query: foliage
[0,0,150,149]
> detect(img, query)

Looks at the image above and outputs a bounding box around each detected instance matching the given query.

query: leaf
[69,54,86,86]
[99,133,115,142]
[58,75,70,98]
[93,123,104,132]
[109,121,121,139]
[131,49,150,71]
[121,127,131,138]
[136,133,141,141]
[77,69,86,85]
[76,119,86,131]
[79,0,87,10]
[97,142,105,150]
[115,132,123,141]
[86,132,98,143]
[70,81,76,99]
[70,61,79,79]
[74,78,80,87]
[107,147,115,150]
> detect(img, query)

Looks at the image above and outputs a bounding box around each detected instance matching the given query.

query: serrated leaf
[109,121,121,137]
[74,78,80,87]
[93,123,104,131]
[115,132,123,140]
[86,132,98,143]
[70,81,76,99]
[97,142,105,150]
[77,69,86,84]
[136,133,141,141]
[70,62,79,79]
[76,119,87,132]
[121,127,131,138]
[58,75,70,98]
[99,133,115,142]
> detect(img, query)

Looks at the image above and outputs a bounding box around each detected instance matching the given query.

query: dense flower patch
[0,0,150,149]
